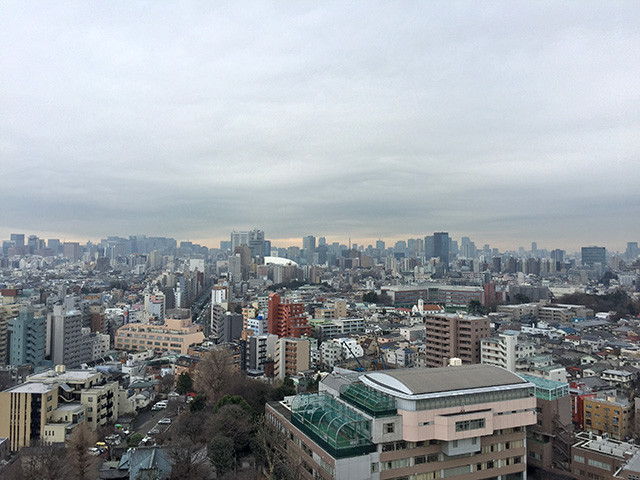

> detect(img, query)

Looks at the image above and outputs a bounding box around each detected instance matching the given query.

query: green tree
[189,393,207,412]
[363,291,378,303]
[468,300,486,315]
[208,436,235,477]
[514,293,530,304]
[127,433,144,447]
[175,372,193,395]
[273,376,296,400]
[212,395,253,415]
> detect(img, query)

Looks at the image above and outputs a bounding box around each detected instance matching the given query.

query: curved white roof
[264,256,298,267]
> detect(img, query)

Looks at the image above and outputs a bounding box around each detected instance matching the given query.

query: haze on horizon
[1,2,638,253]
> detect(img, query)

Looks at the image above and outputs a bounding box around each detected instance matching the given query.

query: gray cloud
[1,2,638,251]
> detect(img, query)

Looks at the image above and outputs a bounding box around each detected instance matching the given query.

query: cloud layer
[1,2,638,251]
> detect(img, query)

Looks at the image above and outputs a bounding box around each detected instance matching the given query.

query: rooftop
[6,382,58,394]
[361,364,528,397]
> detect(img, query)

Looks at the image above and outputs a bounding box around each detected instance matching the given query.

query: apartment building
[583,394,633,441]
[275,337,310,380]
[480,331,535,372]
[424,313,490,367]
[266,364,536,480]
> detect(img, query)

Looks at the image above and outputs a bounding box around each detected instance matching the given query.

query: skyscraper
[433,232,450,268]
[581,246,606,267]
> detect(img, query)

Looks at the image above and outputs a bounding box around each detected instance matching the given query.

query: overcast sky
[1,1,638,252]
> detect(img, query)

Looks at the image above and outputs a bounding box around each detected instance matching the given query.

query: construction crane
[341,340,365,372]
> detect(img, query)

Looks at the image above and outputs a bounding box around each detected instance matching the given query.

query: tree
[362,291,378,303]
[251,416,289,480]
[468,300,486,315]
[17,443,66,480]
[208,436,235,477]
[128,432,144,448]
[175,372,193,395]
[210,405,254,459]
[189,393,207,412]
[66,423,99,480]
[193,347,235,401]
[167,440,210,480]
[212,395,253,415]
[514,293,530,304]
[273,376,296,400]
[159,374,175,394]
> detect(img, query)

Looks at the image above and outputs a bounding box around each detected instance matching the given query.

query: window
[415,456,426,465]
[455,418,485,432]
[371,463,379,473]
[385,422,395,433]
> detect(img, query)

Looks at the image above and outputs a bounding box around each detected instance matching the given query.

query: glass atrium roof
[519,374,569,401]
[340,382,397,417]
[291,392,374,458]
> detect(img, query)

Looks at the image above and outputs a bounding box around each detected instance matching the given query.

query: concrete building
[114,308,205,354]
[571,432,638,480]
[520,374,573,472]
[8,308,46,367]
[246,334,278,371]
[581,246,606,267]
[27,367,119,432]
[583,394,633,441]
[266,364,536,480]
[275,337,310,380]
[47,305,92,368]
[268,292,311,339]
[424,312,490,367]
[480,331,535,372]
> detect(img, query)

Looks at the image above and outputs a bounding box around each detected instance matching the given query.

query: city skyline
[0,228,635,256]
[1,3,638,251]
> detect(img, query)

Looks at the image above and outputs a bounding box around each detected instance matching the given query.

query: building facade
[266,364,536,480]
[268,293,311,338]
[424,313,490,367]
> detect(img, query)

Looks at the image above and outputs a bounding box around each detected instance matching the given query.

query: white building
[481,331,535,372]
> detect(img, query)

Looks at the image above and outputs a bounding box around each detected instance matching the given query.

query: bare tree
[66,423,100,480]
[193,347,235,401]
[252,415,290,480]
[16,443,66,480]
[167,440,211,480]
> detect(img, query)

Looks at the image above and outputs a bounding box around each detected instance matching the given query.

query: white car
[158,418,171,425]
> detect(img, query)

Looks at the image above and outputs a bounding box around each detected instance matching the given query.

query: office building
[114,308,205,354]
[581,246,606,267]
[267,293,311,338]
[433,232,450,268]
[266,364,536,480]
[47,305,92,368]
[425,312,490,367]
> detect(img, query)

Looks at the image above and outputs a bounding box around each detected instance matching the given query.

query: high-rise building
[47,305,92,368]
[8,309,46,367]
[581,246,606,267]
[625,242,639,262]
[10,233,25,247]
[433,232,450,269]
[266,364,536,480]
[267,293,310,338]
[302,235,316,263]
[481,331,535,372]
[274,337,309,379]
[424,235,434,259]
[424,312,490,367]
[248,229,266,258]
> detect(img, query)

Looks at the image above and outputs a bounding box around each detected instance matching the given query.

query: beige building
[424,312,490,367]
[0,381,84,451]
[275,337,310,380]
[115,308,205,354]
[27,367,119,431]
[267,364,536,480]
[0,303,21,364]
